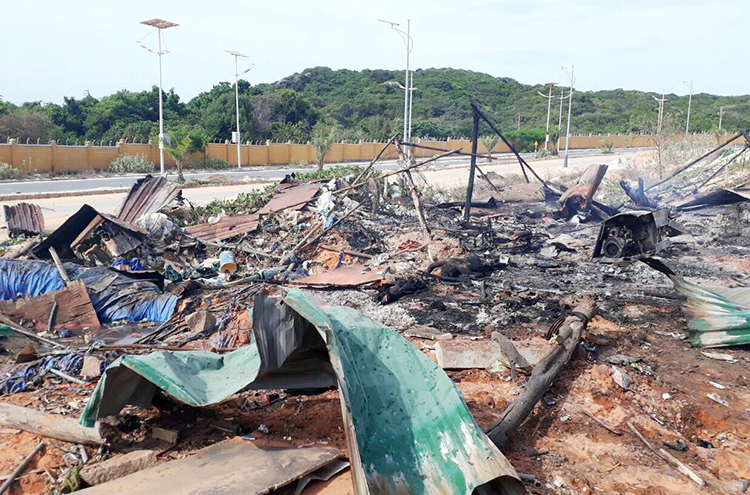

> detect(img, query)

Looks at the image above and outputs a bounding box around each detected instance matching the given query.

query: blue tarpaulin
[0,259,177,324]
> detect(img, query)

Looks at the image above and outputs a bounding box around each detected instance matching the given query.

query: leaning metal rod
[646,131,746,191]
[699,145,749,188]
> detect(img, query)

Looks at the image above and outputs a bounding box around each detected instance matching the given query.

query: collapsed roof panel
[116,174,181,223]
[3,202,45,237]
[79,290,524,494]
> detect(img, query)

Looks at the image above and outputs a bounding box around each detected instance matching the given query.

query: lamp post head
[140,18,178,29]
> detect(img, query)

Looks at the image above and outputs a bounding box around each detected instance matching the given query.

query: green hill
[2,67,748,145]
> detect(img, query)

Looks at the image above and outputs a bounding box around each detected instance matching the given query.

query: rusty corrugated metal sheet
[184,214,260,243]
[291,264,385,287]
[3,203,45,237]
[117,174,181,223]
[32,205,146,259]
[256,182,320,215]
[185,183,320,243]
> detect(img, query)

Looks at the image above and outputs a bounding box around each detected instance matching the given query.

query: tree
[481,135,499,159]
[272,122,306,142]
[311,122,338,171]
[164,128,207,181]
[0,108,61,143]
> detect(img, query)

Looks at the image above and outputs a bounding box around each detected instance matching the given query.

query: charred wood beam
[491,331,531,381]
[486,297,597,448]
[471,101,544,187]
[620,178,658,208]
[464,111,481,222]
[395,138,431,241]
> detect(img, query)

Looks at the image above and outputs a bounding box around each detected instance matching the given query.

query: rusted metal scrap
[557,163,609,216]
[674,188,750,210]
[3,203,45,237]
[185,214,260,243]
[116,174,181,223]
[256,182,320,215]
[593,209,686,259]
[31,204,146,259]
[0,280,100,331]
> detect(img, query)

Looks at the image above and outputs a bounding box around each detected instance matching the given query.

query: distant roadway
[0,147,648,196]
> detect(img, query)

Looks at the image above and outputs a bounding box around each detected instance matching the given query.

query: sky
[1,0,746,104]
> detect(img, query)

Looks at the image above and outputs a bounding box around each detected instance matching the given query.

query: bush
[601,139,614,153]
[189,157,232,170]
[505,128,546,152]
[108,154,155,174]
[0,163,21,180]
[297,164,377,181]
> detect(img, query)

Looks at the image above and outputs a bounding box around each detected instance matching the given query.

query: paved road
[0,147,648,196]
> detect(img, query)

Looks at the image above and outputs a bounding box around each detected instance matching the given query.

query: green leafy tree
[272,122,306,142]
[311,122,338,171]
[164,128,207,181]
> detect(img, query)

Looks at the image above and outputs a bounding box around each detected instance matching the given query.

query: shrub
[505,128,546,152]
[601,139,614,153]
[297,164,377,181]
[108,154,155,174]
[189,157,232,170]
[0,163,21,180]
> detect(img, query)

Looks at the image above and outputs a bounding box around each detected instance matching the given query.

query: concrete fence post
[117,139,125,156]
[9,139,17,170]
[50,140,57,174]
[85,141,93,171]
[225,140,231,163]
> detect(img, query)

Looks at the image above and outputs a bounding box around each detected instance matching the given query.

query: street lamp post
[651,93,667,134]
[379,18,413,155]
[683,79,693,137]
[538,83,556,150]
[225,50,254,169]
[561,65,575,168]
[138,18,178,176]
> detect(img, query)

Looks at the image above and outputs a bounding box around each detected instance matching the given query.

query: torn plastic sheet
[79,289,523,495]
[643,257,750,348]
[0,259,177,324]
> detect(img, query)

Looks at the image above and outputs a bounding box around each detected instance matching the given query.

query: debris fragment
[707,393,729,407]
[79,450,159,486]
[3,202,45,237]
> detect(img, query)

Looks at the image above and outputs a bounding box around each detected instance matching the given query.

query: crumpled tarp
[0,259,177,324]
[79,290,523,495]
[643,257,750,348]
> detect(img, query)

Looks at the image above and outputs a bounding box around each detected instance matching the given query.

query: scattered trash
[707,393,729,407]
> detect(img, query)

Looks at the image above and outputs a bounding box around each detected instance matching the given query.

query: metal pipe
[234,55,242,169]
[157,28,165,176]
[563,65,574,168]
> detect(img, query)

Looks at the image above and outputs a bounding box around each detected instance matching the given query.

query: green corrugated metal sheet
[80,290,524,495]
[642,257,750,348]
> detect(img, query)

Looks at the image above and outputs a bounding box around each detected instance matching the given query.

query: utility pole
[225,50,254,169]
[538,83,556,150]
[718,106,724,132]
[651,93,667,134]
[517,112,521,129]
[138,18,178,176]
[683,79,693,137]
[562,65,575,168]
[379,19,413,157]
